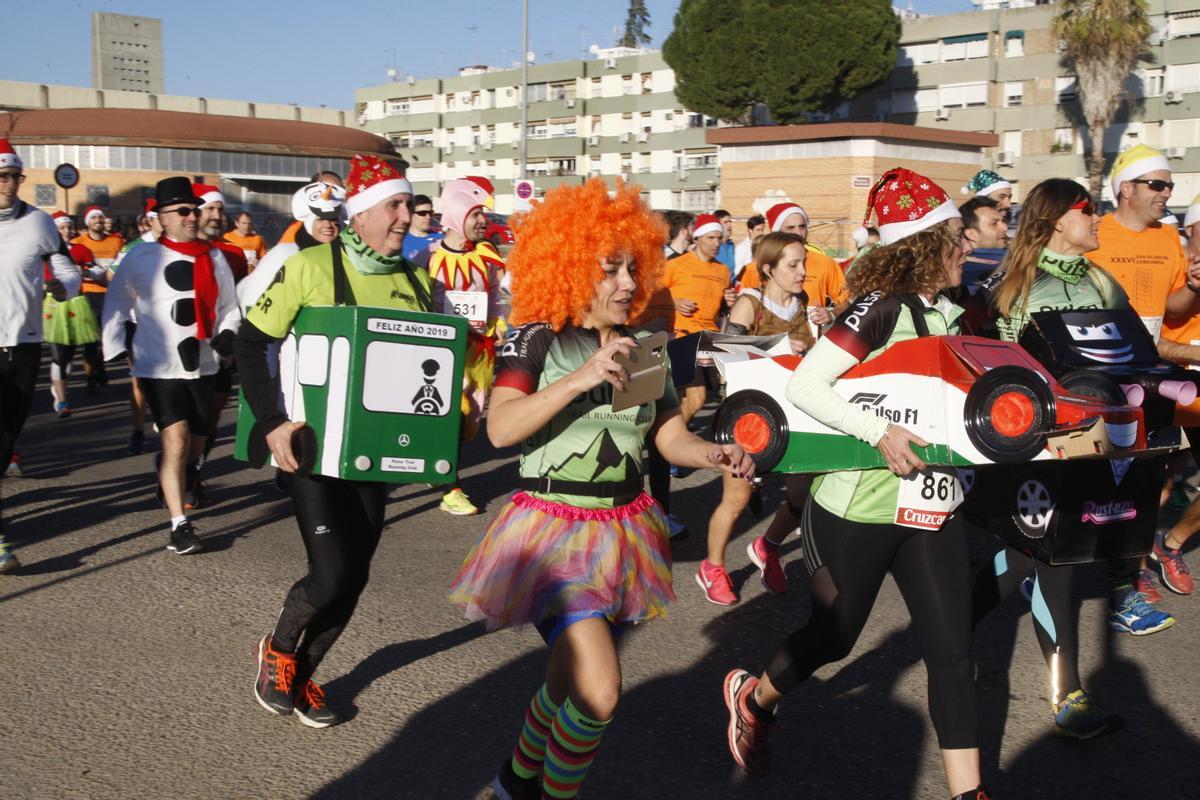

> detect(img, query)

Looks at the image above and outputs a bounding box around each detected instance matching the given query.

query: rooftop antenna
[467,25,479,63]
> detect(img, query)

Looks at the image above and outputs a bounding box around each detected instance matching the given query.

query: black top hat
[155,176,200,209]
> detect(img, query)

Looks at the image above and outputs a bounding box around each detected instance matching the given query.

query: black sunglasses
[412,209,433,216]
[160,206,198,217]
[1131,178,1174,192]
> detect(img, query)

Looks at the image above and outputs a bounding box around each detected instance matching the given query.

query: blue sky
[8,0,976,108]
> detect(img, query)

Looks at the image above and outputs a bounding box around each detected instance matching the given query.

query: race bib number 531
[894,466,964,531]
[444,290,487,325]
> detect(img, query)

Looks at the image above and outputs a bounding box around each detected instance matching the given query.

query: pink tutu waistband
[511,490,657,521]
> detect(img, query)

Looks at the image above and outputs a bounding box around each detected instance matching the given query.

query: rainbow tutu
[449,491,674,631]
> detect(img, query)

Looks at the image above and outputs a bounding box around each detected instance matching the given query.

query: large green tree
[619,0,652,48]
[1053,0,1152,199]
[663,0,899,124]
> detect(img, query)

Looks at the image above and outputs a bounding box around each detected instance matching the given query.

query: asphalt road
[4,363,1200,800]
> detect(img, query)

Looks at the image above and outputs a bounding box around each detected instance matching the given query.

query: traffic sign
[514,179,535,211]
[54,163,79,190]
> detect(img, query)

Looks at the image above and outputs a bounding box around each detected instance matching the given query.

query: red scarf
[159,237,219,339]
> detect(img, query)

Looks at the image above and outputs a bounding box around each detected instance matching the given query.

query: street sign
[514,179,535,211]
[54,163,79,190]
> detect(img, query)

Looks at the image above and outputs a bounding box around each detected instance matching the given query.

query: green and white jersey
[978,255,1127,343]
[496,323,680,509]
[812,292,963,524]
[247,241,433,337]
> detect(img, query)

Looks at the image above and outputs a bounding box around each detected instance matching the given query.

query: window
[1004,81,1024,108]
[385,99,410,116]
[527,123,548,139]
[915,88,940,112]
[1056,76,1077,104]
[1168,63,1200,94]
[941,33,987,62]
[1170,11,1200,39]
[1005,31,1024,58]
[899,41,938,66]
[1001,130,1022,158]
[940,82,988,108]
[86,185,110,206]
[1052,127,1074,153]
[34,184,56,206]
[641,72,653,93]
[550,158,575,176]
[526,82,548,102]
[1141,68,1165,97]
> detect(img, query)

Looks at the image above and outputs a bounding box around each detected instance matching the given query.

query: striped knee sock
[511,683,560,780]
[542,698,611,799]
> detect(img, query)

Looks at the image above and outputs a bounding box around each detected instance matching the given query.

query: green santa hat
[961,169,1012,197]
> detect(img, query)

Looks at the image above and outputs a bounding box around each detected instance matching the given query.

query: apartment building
[357,0,1200,214]
[840,0,1200,206]
[355,47,724,214]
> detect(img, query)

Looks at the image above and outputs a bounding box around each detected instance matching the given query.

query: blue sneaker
[1108,591,1175,636]
[0,550,20,574]
[1053,689,1120,740]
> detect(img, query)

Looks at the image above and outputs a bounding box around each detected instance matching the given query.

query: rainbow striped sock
[541,698,611,799]
[511,683,560,780]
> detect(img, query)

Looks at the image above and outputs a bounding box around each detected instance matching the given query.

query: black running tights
[764,498,978,750]
[272,473,388,675]
[970,543,1079,698]
[0,344,41,521]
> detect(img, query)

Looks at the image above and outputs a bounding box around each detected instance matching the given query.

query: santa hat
[439,175,494,234]
[345,154,412,217]
[864,168,960,246]
[850,226,870,249]
[1184,193,1200,228]
[0,139,22,171]
[144,198,158,218]
[1110,144,1170,200]
[693,213,723,238]
[83,206,105,222]
[192,183,225,207]
[51,210,70,226]
[765,202,808,232]
[961,169,1011,197]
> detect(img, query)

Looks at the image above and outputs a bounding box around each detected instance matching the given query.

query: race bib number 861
[894,466,964,531]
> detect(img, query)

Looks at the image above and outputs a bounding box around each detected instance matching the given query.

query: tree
[619,0,652,48]
[1053,0,1152,199]
[663,0,899,125]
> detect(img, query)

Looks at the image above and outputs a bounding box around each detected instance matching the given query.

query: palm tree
[619,0,652,48]
[1053,0,1152,199]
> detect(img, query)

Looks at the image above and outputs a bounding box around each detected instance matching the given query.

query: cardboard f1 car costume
[713,299,1185,564]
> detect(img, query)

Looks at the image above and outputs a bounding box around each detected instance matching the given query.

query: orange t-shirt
[1086,214,1186,342]
[640,251,729,337]
[740,245,846,304]
[70,233,125,293]
[223,230,268,267]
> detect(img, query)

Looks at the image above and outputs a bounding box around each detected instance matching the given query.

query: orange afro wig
[507,177,667,332]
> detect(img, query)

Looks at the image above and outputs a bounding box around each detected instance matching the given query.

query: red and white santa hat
[192,183,225,207]
[51,210,70,226]
[83,205,105,222]
[765,201,808,232]
[144,198,158,219]
[864,168,960,246]
[0,139,22,171]
[345,154,413,217]
[693,213,723,238]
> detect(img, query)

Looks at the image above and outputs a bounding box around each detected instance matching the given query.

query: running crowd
[3,134,1200,799]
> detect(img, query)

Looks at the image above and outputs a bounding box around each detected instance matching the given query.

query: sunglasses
[160,206,199,217]
[1069,199,1097,216]
[412,209,433,216]
[1130,178,1174,192]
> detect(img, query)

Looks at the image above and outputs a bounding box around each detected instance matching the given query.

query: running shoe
[696,559,737,605]
[951,788,993,800]
[6,459,22,478]
[254,635,297,716]
[54,401,71,419]
[747,535,787,595]
[1108,590,1175,636]
[166,520,202,555]
[1151,530,1194,595]
[1052,689,1120,740]
[723,669,774,776]
[1133,569,1164,605]
[0,550,20,574]
[440,488,479,516]
[184,479,209,511]
[292,679,344,728]
[666,514,690,541]
[128,430,145,455]
[490,759,540,800]
[1167,483,1193,511]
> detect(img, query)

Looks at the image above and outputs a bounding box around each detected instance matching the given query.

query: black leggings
[763,474,814,544]
[271,473,388,675]
[971,543,1079,698]
[765,498,977,750]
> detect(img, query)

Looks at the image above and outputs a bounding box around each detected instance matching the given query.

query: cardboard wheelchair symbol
[236,306,469,484]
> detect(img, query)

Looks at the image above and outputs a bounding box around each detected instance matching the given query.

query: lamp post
[519,0,528,181]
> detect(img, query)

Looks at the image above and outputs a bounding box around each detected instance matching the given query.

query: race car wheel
[1013,479,1054,539]
[1058,369,1127,405]
[964,366,1055,464]
[712,390,789,472]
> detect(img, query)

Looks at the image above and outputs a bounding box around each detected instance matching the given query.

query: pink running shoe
[696,559,737,605]
[747,536,787,595]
